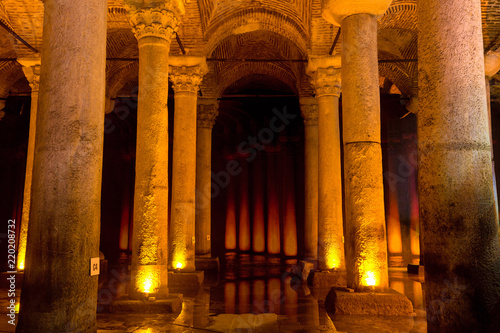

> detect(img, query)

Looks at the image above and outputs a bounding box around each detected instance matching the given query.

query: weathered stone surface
[129,9,174,299]
[312,270,347,289]
[307,61,345,272]
[341,13,389,292]
[418,0,500,331]
[196,99,219,257]
[16,0,107,331]
[300,98,319,261]
[170,58,207,272]
[325,288,413,316]
[168,270,204,288]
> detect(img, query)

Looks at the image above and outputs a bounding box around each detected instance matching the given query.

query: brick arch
[216,62,298,96]
[205,8,309,57]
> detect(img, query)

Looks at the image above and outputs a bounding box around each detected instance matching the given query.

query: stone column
[418,0,500,330]
[299,97,319,262]
[16,0,107,331]
[16,57,40,271]
[125,0,184,299]
[322,0,391,291]
[195,98,218,257]
[169,57,208,272]
[307,57,345,271]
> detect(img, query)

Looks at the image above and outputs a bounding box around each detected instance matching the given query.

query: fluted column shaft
[300,98,319,262]
[308,59,345,271]
[418,0,500,330]
[195,99,218,257]
[125,0,185,299]
[17,1,107,331]
[17,57,40,271]
[170,58,207,272]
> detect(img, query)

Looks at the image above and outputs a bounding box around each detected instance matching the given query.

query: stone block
[168,270,204,288]
[106,294,182,314]
[312,270,347,288]
[325,288,413,316]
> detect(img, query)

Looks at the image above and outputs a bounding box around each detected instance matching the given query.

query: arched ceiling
[0,0,500,100]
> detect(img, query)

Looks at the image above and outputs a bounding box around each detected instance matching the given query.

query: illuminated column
[195,99,218,257]
[322,0,391,291]
[16,57,40,271]
[125,0,185,299]
[266,147,281,255]
[170,57,208,272]
[299,98,319,262]
[307,57,345,271]
[238,158,251,252]
[252,154,266,253]
[418,0,500,330]
[17,0,107,331]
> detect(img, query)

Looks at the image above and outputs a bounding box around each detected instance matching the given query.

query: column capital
[307,57,342,98]
[170,57,208,94]
[322,0,392,26]
[124,0,185,40]
[299,97,318,126]
[18,57,41,93]
[197,98,219,129]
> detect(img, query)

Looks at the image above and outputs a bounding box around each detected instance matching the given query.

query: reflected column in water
[253,280,266,314]
[268,278,282,314]
[239,281,251,314]
[225,282,236,314]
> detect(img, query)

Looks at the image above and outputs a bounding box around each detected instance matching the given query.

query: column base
[407,264,425,282]
[105,294,182,314]
[325,288,413,316]
[195,256,219,271]
[311,270,347,288]
[168,270,204,288]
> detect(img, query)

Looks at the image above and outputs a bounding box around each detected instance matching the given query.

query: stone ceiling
[1,0,500,100]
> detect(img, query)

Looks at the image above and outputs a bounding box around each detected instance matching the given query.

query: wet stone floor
[0,254,427,332]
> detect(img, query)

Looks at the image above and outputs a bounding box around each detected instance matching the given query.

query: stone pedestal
[299,98,319,262]
[195,99,219,257]
[325,288,413,316]
[125,0,185,300]
[168,270,205,289]
[418,0,500,330]
[307,57,345,272]
[16,57,40,271]
[16,1,107,331]
[323,2,390,292]
[312,270,347,289]
[169,57,208,272]
[106,295,182,314]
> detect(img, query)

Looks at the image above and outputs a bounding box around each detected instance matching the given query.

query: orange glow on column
[135,265,161,295]
[253,157,266,252]
[239,161,251,251]
[266,152,280,254]
[409,171,420,257]
[225,178,237,251]
[239,281,250,313]
[119,175,131,251]
[283,151,297,257]
[224,282,236,314]
[387,184,403,255]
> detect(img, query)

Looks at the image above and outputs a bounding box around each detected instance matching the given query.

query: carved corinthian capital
[299,97,318,126]
[18,57,41,93]
[307,56,342,98]
[170,57,209,94]
[124,0,185,40]
[197,99,219,129]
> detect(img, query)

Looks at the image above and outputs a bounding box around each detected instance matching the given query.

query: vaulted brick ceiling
[1,0,500,99]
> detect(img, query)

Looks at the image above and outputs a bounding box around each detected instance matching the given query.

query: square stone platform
[106,294,182,314]
[311,270,347,288]
[195,256,219,271]
[325,288,414,316]
[168,270,204,288]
